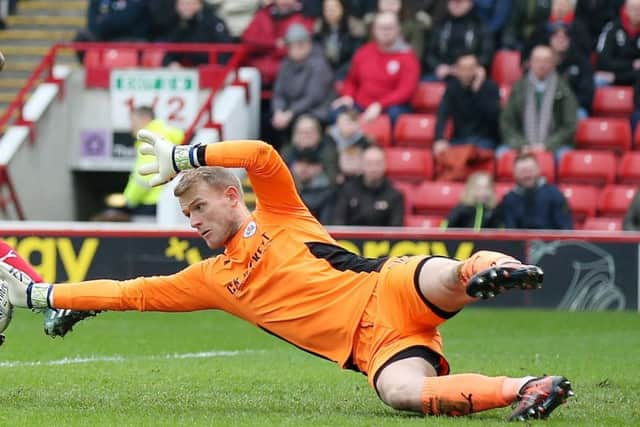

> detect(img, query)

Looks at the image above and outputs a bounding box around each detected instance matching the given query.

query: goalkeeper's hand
[137,129,203,187]
[0,261,51,309]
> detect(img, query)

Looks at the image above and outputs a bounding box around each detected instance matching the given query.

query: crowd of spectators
[59,0,640,228]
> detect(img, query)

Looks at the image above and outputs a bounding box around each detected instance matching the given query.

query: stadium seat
[559,184,599,224]
[582,216,623,231]
[360,114,392,147]
[574,117,632,152]
[618,151,640,185]
[390,180,416,216]
[558,150,616,186]
[597,185,637,217]
[102,48,138,67]
[592,86,635,117]
[410,81,446,113]
[404,214,444,228]
[141,49,166,67]
[84,48,139,88]
[384,147,433,182]
[495,182,513,201]
[490,50,522,86]
[412,181,464,216]
[496,149,556,183]
[394,114,452,147]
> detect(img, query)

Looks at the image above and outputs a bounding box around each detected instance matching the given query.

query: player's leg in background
[416,251,543,314]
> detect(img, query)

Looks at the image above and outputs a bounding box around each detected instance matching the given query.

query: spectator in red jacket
[332,12,420,124]
[241,0,315,86]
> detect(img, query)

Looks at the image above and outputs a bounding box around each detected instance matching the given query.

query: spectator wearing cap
[332,145,405,226]
[523,0,592,59]
[281,115,340,184]
[271,23,336,136]
[162,0,233,67]
[241,0,315,86]
[549,21,595,119]
[332,12,420,124]
[290,147,336,224]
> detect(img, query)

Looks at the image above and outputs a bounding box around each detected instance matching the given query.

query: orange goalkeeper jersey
[53,141,386,368]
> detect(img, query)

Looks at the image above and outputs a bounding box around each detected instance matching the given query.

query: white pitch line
[0,349,261,368]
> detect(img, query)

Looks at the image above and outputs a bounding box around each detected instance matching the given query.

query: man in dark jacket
[576,0,625,49]
[501,0,550,50]
[549,22,595,117]
[595,0,640,123]
[162,0,233,67]
[500,153,573,229]
[332,146,404,226]
[271,24,335,131]
[424,0,494,79]
[434,52,500,155]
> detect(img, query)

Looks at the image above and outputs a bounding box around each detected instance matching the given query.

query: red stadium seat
[618,151,640,185]
[360,114,392,147]
[592,86,635,117]
[558,150,616,186]
[559,184,599,224]
[404,214,444,228]
[412,181,464,216]
[84,48,139,88]
[394,114,452,147]
[410,81,446,113]
[575,118,632,152]
[102,48,138,67]
[390,180,416,216]
[141,49,166,67]
[490,50,522,86]
[495,182,513,201]
[496,149,555,183]
[383,147,433,182]
[582,216,622,231]
[597,185,637,217]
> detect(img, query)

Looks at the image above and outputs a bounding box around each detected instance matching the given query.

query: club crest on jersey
[243,221,257,238]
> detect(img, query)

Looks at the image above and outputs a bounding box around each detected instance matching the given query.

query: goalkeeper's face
[179,181,245,249]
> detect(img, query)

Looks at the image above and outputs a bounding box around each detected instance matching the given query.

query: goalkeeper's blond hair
[174,167,244,198]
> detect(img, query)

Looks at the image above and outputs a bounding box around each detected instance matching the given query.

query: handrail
[183,45,247,144]
[0,42,245,133]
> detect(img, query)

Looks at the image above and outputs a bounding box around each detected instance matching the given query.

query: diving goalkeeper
[0,131,573,421]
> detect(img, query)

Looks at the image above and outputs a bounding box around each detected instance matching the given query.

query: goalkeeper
[0,131,573,421]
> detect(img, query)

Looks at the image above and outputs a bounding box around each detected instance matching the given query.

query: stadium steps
[0,0,86,120]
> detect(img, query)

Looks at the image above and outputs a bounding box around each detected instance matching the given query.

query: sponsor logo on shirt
[243,221,257,238]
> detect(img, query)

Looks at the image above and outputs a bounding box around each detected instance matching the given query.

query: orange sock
[421,374,516,416]
[457,251,518,285]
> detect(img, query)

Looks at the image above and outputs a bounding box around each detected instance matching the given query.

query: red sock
[421,374,515,416]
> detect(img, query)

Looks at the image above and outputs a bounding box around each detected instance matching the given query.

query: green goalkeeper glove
[137,129,203,187]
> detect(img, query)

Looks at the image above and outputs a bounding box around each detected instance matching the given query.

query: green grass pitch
[0,308,638,426]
